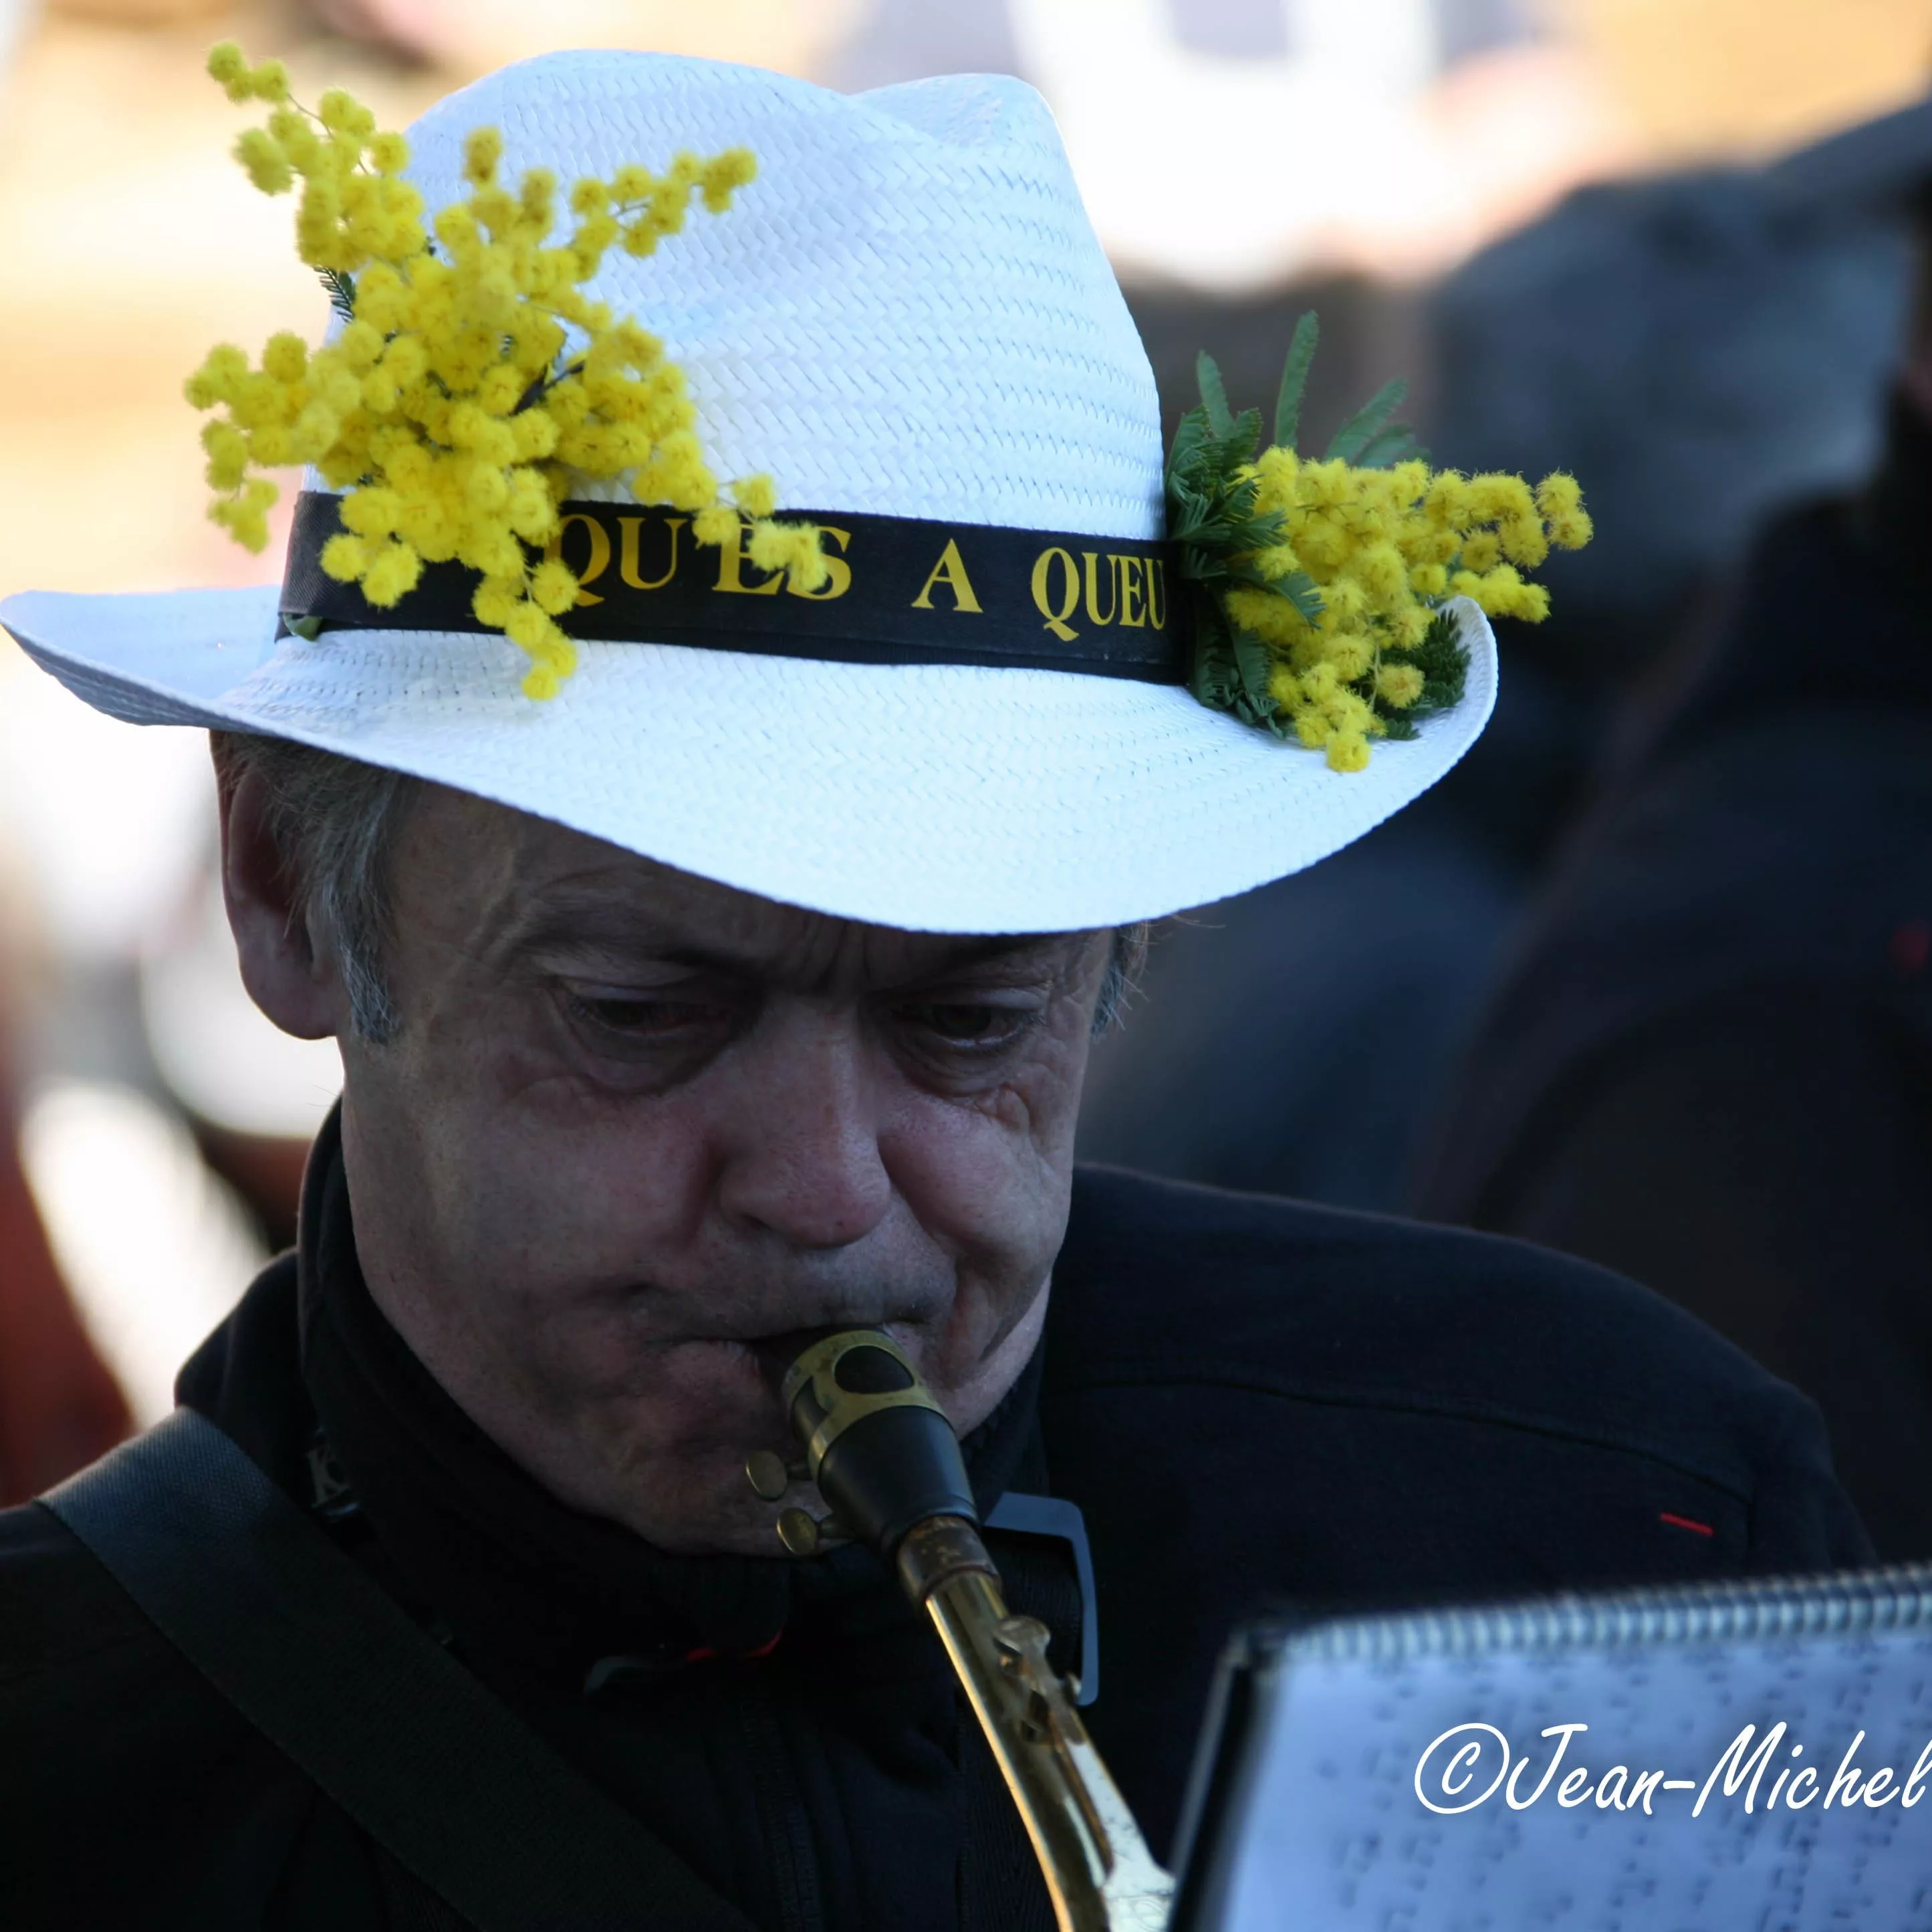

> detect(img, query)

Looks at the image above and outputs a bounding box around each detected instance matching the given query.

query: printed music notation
[1188,1568,1932,1930]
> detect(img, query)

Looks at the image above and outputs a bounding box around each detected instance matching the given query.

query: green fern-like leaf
[1325,378,1406,465]
[1186,594,1241,713]
[1229,623,1279,727]
[1272,311,1320,451]
[1355,422,1428,470]
[318,268,358,325]
[1378,607,1469,737]
[1195,351,1235,439]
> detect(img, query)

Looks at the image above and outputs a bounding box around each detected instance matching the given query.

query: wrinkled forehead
[393,779,1094,991]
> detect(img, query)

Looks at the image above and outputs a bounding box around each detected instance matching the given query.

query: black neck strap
[280,491,1187,683]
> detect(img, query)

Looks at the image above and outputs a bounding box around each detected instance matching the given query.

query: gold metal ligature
[747,1329,1173,1932]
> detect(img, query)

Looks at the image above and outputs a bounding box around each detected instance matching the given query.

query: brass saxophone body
[759,1330,1173,1932]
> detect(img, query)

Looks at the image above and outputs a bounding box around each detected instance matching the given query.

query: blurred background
[3,0,1930,1521]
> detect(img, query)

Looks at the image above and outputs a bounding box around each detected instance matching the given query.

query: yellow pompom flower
[1324,731,1371,773]
[529,558,581,615]
[1423,471,1469,528]
[748,520,831,592]
[316,88,373,138]
[235,128,293,195]
[340,488,401,538]
[319,533,369,580]
[261,332,308,382]
[1499,514,1549,570]
[1223,585,1308,651]
[1467,473,1535,525]
[189,45,822,700]
[1320,687,1379,737]
[1459,531,1500,574]
[691,505,740,548]
[701,148,757,212]
[732,474,777,520]
[463,127,503,187]
[370,131,410,176]
[201,422,249,491]
[1344,540,1407,612]
[1389,602,1433,649]
[1374,662,1425,708]
[1322,634,1373,682]
[362,541,425,607]
[471,577,521,628]
[1537,472,1594,553]
[1535,471,1584,521]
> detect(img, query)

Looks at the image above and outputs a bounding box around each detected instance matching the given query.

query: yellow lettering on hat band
[790,526,852,601]
[1032,547,1080,642]
[618,515,685,591]
[282,491,1183,681]
[715,521,786,596]
[549,513,613,606]
[1082,551,1116,626]
[911,537,982,614]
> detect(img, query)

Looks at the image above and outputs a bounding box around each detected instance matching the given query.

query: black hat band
[279,490,1186,682]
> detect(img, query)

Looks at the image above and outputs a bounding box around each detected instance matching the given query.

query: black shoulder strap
[41,1409,759,1932]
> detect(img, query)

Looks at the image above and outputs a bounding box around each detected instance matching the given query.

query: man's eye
[568,993,720,1036]
[900,1002,1030,1045]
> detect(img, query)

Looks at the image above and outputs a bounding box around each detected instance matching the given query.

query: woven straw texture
[0,51,1497,933]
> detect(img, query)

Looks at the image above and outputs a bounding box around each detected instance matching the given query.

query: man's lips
[600,1263,939,1332]
[660,1317,923,1380]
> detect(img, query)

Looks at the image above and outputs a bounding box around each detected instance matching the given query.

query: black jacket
[0,1143,1868,1931]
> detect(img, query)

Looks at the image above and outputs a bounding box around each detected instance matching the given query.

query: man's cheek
[895,1124,1063,1284]
[886,1112,1018,1239]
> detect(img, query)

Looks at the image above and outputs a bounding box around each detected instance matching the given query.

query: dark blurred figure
[1413,104,1932,1562]
[0,1054,129,1501]
[1080,108,1915,1209]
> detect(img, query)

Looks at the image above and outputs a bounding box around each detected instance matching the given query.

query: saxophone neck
[898,1515,1173,1932]
[763,1332,1175,1932]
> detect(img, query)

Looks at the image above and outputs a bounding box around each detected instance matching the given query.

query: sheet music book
[1175,1565,1932,1932]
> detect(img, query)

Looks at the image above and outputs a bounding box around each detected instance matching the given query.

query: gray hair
[1093,922,1149,1036]
[214,731,1148,1044]
[213,731,418,1045]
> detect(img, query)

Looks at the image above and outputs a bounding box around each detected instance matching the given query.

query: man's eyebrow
[894,934,1074,978]
[491,899,691,963]
[493,904,1073,979]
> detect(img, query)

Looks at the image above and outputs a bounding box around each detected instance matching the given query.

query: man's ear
[211,736,344,1041]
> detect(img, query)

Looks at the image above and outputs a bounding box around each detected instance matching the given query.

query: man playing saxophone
[0,43,1865,1932]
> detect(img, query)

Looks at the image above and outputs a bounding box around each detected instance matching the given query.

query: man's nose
[713,1008,893,1250]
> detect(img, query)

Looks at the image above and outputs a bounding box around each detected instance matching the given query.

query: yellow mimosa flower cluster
[189,43,826,699]
[1171,328,1593,771]
[1226,458,1592,771]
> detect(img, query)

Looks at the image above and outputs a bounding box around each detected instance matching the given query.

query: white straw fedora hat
[1,49,1510,935]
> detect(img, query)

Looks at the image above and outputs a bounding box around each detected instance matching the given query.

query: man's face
[334,786,1112,1555]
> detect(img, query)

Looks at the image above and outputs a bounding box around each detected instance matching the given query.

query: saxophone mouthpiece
[768,1329,979,1560]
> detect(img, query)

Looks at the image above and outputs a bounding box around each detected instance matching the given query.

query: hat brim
[1,586,1496,933]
